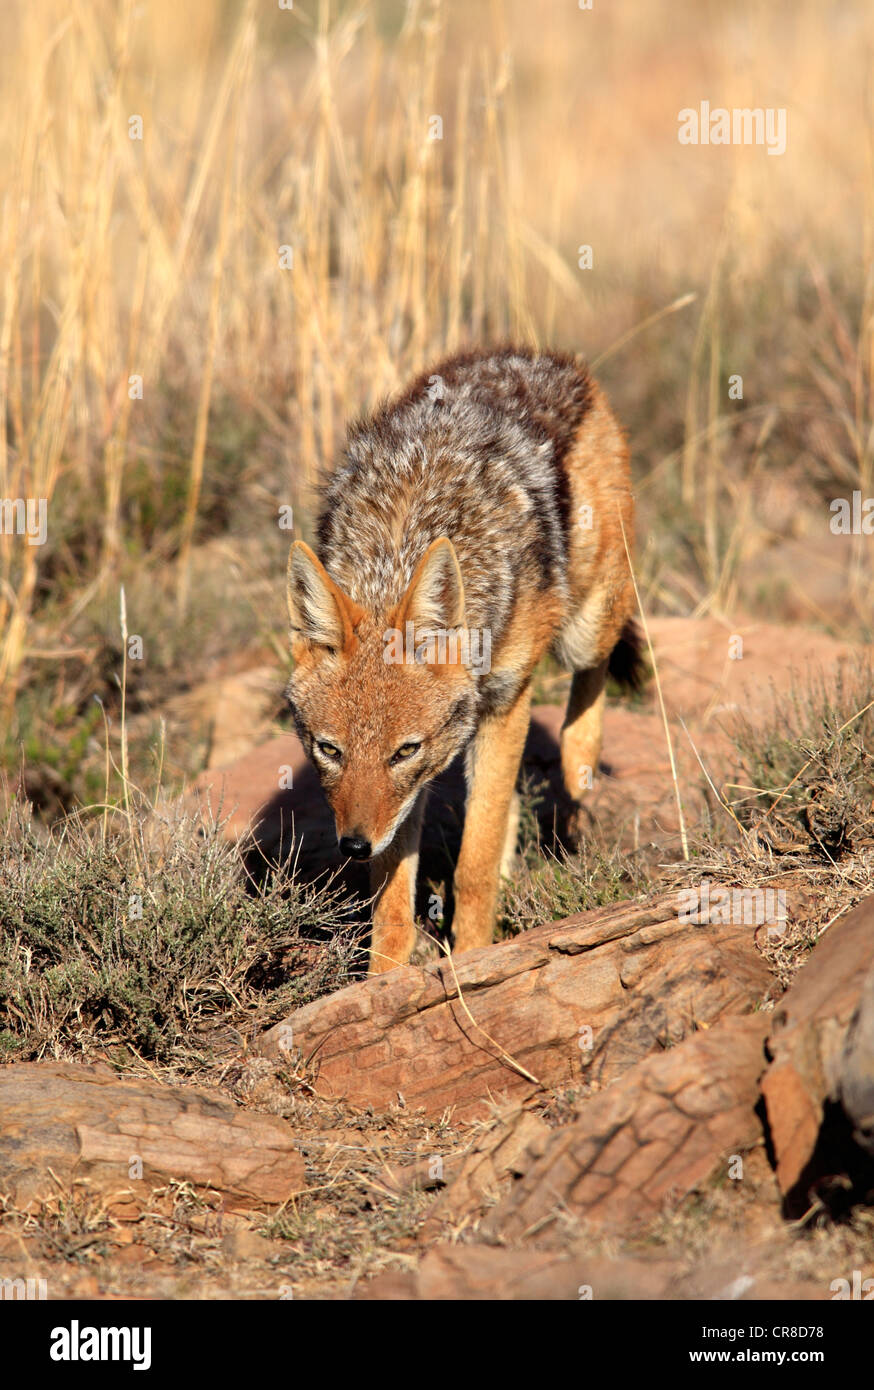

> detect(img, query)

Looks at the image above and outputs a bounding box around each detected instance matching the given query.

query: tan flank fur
[286,347,639,974]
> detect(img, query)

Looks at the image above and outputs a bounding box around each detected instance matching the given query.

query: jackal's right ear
[286,542,360,655]
[394,536,466,632]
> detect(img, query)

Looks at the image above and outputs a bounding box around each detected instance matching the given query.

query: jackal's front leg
[452,684,532,955]
[367,794,425,975]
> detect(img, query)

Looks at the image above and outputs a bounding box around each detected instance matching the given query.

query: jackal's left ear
[396,537,465,631]
[286,541,360,654]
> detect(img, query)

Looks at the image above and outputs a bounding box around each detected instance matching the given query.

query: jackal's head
[285,538,478,860]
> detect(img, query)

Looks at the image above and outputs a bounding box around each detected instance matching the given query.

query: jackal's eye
[316,740,342,762]
[390,740,421,765]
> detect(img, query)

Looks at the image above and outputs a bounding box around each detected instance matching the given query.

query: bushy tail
[608,619,647,692]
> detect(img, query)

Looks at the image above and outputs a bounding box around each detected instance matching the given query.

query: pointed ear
[286,541,360,654]
[394,537,466,631]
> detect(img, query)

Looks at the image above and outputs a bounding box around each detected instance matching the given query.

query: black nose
[339,834,371,861]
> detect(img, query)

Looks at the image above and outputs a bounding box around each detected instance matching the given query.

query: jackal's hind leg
[560,660,608,815]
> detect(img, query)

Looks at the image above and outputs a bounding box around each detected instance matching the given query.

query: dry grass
[661,657,874,985]
[499,775,649,939]
[0,794,359,1073]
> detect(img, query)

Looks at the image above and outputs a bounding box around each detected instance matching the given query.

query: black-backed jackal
[286,346,640,974]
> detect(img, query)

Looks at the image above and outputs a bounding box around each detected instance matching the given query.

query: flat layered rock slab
[646,616,859,725]
[0,1061,306,1213]
[353,1241,827,1301]
[259,890,772,1120]
[761,894,874,1202]
[354,1245,681,1300]
[468,1012,770,1241]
